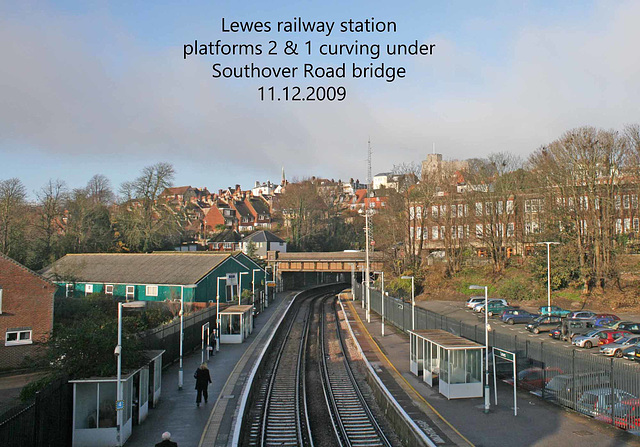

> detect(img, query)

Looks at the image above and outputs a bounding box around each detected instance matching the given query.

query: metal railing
[356,284,640,433]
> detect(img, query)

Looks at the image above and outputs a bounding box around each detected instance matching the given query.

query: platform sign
[116,400,124,411]
[226,273,238,286]
[266,281,276,288]
[492,347,517,416]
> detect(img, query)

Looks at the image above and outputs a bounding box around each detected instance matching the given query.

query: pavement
[345,295,640,447]
[0,371,47,415]
[125,290,296,447]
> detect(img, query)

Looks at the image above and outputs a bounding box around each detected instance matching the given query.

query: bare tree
[33,179,67,267]
[0,178,28,259]
[86,174,115,205]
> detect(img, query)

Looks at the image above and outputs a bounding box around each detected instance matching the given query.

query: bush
[20,375,57,402]
[496,276,539,302]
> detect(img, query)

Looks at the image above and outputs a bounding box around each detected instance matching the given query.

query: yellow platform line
[346,300,474,447]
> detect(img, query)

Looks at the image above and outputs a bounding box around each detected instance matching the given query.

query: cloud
[1,1,639,188]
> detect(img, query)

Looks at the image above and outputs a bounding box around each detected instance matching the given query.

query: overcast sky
[2,1,639,198]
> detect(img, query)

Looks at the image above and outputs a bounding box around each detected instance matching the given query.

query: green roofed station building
[41,252,265,304]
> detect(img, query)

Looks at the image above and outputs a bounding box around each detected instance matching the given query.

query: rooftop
[241,230,285,243]
[42,253,232,285]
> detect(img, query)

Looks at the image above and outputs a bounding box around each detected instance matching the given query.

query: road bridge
[267,251,384,289]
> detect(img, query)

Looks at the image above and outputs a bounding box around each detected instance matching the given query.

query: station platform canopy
[409,329,485,399]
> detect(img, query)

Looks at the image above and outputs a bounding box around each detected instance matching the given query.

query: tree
[0,178,28,261]
[115,163,183,252]
[31,179,67,269]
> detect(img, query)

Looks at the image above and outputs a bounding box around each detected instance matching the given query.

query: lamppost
[115,301,140,446]
[264,265,271,309]
[216,277,226,352]
[360,266,365,308]
[401,275,415,330]
[239,272,249,305]
[178,285,184,390]
[469,284,490,414]
[376,271,385,336]
[537,242,560,310]
[252,268,261,310]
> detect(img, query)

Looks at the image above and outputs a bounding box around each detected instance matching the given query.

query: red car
[595,398,640,431]
[598,330,633,346]
[504,367,563,391]
[595,313,621,321]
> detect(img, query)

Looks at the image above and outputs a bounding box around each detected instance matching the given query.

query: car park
[599,335,640,358]
[538,305,571,318]
[576,388,637,417]
[572,329,631,349]
[501,309,538,325]
[526,316,563,334]
[560,319,597,341]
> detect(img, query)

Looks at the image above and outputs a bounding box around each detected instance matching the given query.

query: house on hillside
[41,253,253,303]
[240,231,287,259]
[207,229,242,251]
[0,253,57,370]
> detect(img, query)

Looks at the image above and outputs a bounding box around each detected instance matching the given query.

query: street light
[178,285,184,390]
[264,265,271,309]
[239,272,249,305]
[376,271,385,336]
[361,266,365,308]
[252,268,262,310]
[115,301,141,446]
[401,276,415,331]
[216,277,226,352]
[537,242,560,310]
[469,284,490,414]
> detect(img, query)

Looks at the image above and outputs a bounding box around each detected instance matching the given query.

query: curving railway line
[240,287,396,447]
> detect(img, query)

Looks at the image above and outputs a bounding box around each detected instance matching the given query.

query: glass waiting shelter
[220,305,254,343]
[410,329,485,399]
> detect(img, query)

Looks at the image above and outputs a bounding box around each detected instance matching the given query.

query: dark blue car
[501,309,539,325]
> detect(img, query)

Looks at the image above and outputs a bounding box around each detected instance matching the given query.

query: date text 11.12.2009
[258,86,347,101]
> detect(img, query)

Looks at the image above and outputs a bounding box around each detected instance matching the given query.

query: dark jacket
[155,440,178,447]
[194,368,212,390]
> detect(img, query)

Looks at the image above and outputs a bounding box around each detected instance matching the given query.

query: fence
[0,375,72,447]
[357,284,640,432]
[0,306,218,447]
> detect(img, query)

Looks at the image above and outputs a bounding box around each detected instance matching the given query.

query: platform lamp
[536,241,560,311]
[216,277,226,352]
[401,275,415,331]
[252,268,261,309]
[469,284,490,414]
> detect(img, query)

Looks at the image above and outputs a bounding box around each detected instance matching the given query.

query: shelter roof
[410,329,484,349]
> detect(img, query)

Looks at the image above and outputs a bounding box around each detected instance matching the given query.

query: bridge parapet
[269,251,383,273]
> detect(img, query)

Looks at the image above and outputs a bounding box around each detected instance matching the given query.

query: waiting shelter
[410,329,485,399]
[69,350,164,447]
[219,305,254,343]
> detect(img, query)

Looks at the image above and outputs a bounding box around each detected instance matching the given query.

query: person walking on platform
[155,431,178,446]
[194,362,212,406]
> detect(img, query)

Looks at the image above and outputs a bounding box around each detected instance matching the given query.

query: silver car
[573,330,607,349]
[599,335,640,357]
[472,298,507,312]
[576,388,636,417]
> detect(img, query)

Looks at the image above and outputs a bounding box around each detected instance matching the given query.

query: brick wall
[0,254,56,370]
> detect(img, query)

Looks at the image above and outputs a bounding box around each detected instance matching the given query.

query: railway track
[240,287,395,447]
[320,298,392,447]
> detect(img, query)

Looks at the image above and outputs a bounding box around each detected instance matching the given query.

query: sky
[1,0,639,199]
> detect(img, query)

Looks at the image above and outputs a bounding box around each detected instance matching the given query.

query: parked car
[526,316,563,334]
[576,388,636,417]
[485,302,515,317]
[544,372,610,405]
[572,330,631,349]
[591,314,621,327]
[623,345,640,361]
[595,399,640,431]
[549,327,562,339]
[560,319,597,341]
[599,330,633,346]
[501,309,538,325]
[504,367,563,391]
[538,306,572,318]
[466,296,486,309]
[599,335,640,357]
[606,322,640,334]
[473,299,508,312]
[565,311,596,320]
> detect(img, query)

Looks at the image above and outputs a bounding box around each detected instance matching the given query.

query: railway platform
[344,296,640,447]
[124,290,296,447]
